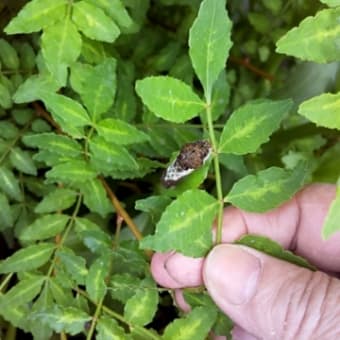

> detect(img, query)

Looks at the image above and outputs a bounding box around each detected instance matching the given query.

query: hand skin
[151,184,340,339]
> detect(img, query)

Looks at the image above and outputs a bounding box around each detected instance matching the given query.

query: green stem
[86,297,104,340]
[205,103,224,244]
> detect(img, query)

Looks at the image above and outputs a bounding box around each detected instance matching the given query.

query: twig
[229,55,274,81]
[32,101,63,133]
[100,177,143,241]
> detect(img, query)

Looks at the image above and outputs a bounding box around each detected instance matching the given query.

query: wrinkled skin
[151,184,340,339]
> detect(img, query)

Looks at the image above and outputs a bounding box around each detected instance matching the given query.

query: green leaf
[298,93,340,130]
[46,160,97,184]
[79,229,112,254]
[10,148,37,175]
[0,166,23,201]
[41,19,82,85]
[23,132,83,157]
[236,235,316,270]
[163,306,217,340]
[110,273,141,303]
[189,0,232,100]
[35,188,77,213]
[0,39,20,70]
[225,163,308,212]
[124,277,158,326]
[276,8,340,63]
[32,305,91,335]
[86,253,111,302]
[0,243,55,273]
[80,178,113,218]
[322,190,340,239]
[13,74,60,104]
[72,1,120,42]
[96,118,149,145]
[0,121,18,139]
[4,0,67,34]
[41,93,91,129]
[80,58,117,120]
[0,276,45,309]
[0,82,12,109]
[49,278,74,307]
[320,0,340,6]
[87,0,134,31]
[57,248,88,285]
[219,99,293,154]
[96,316,128,340]
[20,214,69,241]
[140,189,219,257]
[89,136,138,171]
[135,76,205,123]
[0,192,13,229]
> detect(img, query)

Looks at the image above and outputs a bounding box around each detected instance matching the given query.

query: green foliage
[0,0,339,338]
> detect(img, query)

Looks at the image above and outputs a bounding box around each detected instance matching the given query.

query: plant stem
[205,103,224,244]
[86,297,104,340]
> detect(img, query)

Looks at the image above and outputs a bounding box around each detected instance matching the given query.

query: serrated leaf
[0,39,20,70]
[46,160,97,184]
[70,62,93,95]
[0,166,23,201]
[41,93,91,128]
[20,214,69,241]
[135,76,205,123]
[0,276,45,309]
[87,0,134,31]
[49,278,74,307]
[322,191,340,239]
[34,188,77,213]
[80,58,117,120]
[13,75,60,104]
[320,0,340,6]
[140,189,218,257]
[72,1,120,42]
[236,235,316,270]
[0,192,13,229]
[41,19,82,85]
[10,148,37,175]
[86,253,111,302]
[96,118,149,145]
[57,248,88,285]
[80,178,113,217]
[163,306,217,340]
[0,82,12,109]
[0,121,18,139]
[74,217,102,233]
[96,316,128,340]
[79,229,112,254]
[276,8,340,63]
[110,273,141,303]
[32,305,90,335]
[4,0,67,34]
[298,93,340,130]
[23,132,83,157]
[0,304,30,334]
[225,163,308,212]
[0,243,55,273]
[189,0,232,101]
[124,278,158,326]
[219,99,293,154]
[89,136,138,170]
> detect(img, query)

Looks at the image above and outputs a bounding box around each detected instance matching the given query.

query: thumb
[203,244,340,339]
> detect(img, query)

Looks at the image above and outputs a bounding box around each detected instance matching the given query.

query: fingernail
[204,244,261,305]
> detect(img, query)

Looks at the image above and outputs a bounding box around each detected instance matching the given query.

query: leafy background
[0,0,339,339]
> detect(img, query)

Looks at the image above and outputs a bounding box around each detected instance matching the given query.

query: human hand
[151,184,340,339]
